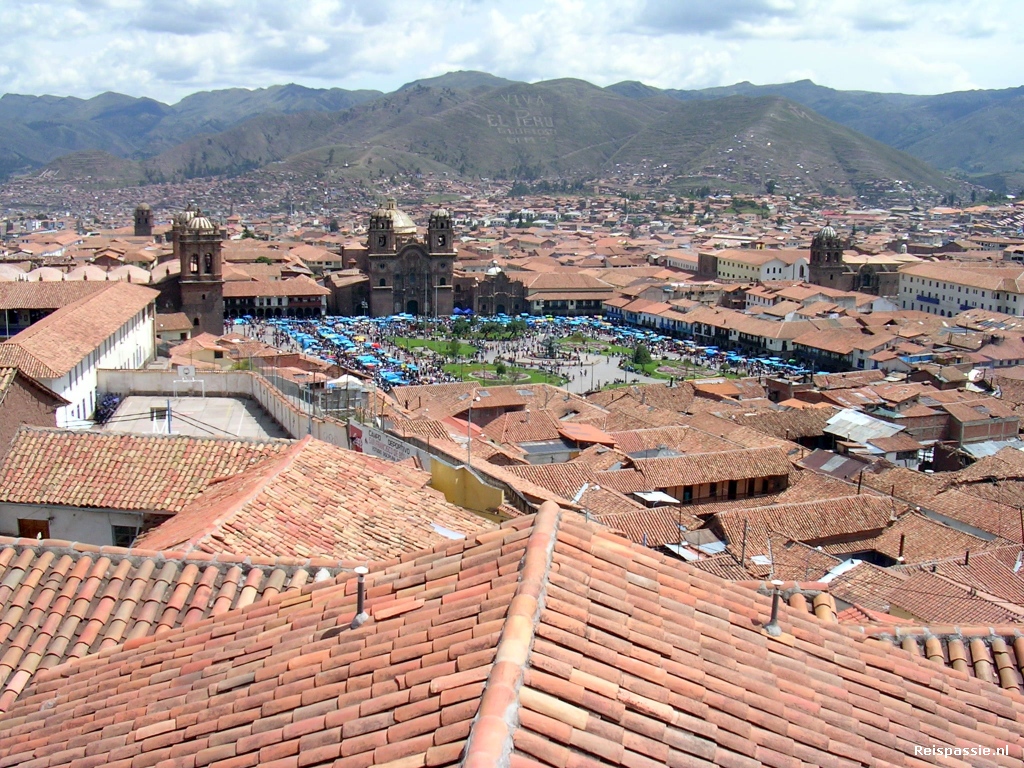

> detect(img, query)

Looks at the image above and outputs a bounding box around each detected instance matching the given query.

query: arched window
[190,254,199,274]
[440,277,447,286]
[379,278,386,287]
[204,253,213,273]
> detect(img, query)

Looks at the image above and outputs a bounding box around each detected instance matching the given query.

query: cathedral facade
[366,200,455,317]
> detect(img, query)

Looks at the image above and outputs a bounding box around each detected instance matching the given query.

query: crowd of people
[227,313,809,393]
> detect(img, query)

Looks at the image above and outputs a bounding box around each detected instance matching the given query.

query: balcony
[916,294,939,305]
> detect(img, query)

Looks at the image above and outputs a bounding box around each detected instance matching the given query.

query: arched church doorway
[406,300,419,315]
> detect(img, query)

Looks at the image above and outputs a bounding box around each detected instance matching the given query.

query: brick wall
[0,377,60,457]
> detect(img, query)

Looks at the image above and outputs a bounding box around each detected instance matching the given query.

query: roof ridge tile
[463,501,562,768]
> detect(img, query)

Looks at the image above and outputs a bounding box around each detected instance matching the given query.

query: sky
[2,0,1022,103]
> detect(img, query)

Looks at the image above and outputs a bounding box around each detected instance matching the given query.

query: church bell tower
[176,208,225,335]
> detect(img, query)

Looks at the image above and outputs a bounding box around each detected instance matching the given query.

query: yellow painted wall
[430,461,504,514]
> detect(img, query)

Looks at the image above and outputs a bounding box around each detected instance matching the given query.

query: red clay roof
[0,535,349,713]
[556,422,616,446]
[3,504,1024,765]
[133,435,494,560]
[598,446,792,493]
[0,282,158,378]
[0,427,290,513]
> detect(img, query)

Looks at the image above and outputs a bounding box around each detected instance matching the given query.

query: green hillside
[4,71,1013,195]
[609,79,1024,184]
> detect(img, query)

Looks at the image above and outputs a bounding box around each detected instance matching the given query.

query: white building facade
[0,283,157,428]
[714,249,810,282]
[898,263,1024,317]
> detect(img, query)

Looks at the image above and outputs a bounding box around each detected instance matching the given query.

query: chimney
[764,579,784,637]
[350,566,369,629]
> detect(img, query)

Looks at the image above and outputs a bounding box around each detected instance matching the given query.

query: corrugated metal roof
[824,408,904,443]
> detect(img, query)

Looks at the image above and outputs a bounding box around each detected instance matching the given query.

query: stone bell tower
[134,203,153,237]
[176,208,224,335]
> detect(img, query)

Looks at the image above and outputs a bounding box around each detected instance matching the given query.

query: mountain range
[2,71,1021,197]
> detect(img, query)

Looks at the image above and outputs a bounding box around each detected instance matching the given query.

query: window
[112,525,140,548]
[18,519,50,539]
[709,482,717,498]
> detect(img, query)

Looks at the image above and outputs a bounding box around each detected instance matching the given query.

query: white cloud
[0,0,1021,101]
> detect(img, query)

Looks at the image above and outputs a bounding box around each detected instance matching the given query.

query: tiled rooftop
[0,282,158,378]
[0,427,290,513]
[859,466,1024,542]
[597,446,793,495]
[3,504,1023,767]
[0,535,349,713]
[133,436,494,561]
[712,494,901,563]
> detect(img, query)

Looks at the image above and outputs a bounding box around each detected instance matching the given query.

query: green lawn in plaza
[442,362,566,386]
[394,337,478,357]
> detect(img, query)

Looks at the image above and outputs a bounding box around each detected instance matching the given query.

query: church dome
[135,202,151,211]
[485,259,502,276]
[817,224,838,240]
[188,215,216,233]
[372,199,417,235]
[431,207,450,218]
[174,209,194,227]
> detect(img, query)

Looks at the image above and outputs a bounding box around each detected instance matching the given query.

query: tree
[508,318,527,337]
[241,227,257,239]
[447,338,462,360]
[765,179,777,195]
[451,318,471,337]
[495,361,507,378]
[480,321,503,339]
[255,255,274,264]
[632,344,652,367]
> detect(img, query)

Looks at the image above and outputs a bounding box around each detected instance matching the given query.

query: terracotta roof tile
[0,426,289,513]
[0,536,344,714]
[134,435,493,561]
[598,447,792,494]
[3,506,1024,767]
[0,282,157,378]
